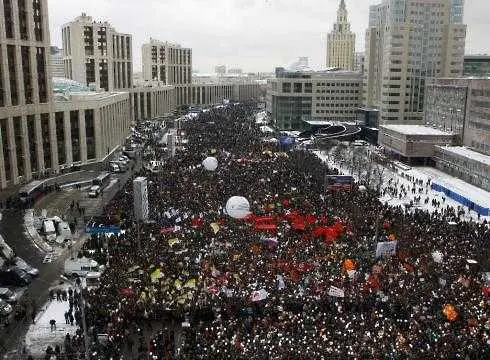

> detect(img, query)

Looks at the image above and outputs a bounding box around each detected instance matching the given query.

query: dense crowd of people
[80,104,488,359]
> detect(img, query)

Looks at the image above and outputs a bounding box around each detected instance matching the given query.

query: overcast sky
[48,0,488,73]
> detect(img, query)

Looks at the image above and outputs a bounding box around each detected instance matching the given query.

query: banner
[328,286,345,298]
[375,240,397,258]
[251,289,268,302]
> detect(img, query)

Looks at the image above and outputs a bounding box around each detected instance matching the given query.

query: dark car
[0,268,31,287]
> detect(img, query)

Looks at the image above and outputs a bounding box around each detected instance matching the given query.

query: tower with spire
[326,0,356,70]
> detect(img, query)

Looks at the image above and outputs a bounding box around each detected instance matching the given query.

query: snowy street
[313,147,490,223]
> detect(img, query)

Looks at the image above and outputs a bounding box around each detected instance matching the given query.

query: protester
[80,104,489,359]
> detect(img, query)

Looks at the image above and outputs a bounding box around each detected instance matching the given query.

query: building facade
[0,0,53,188]
[142,38,192,86]
[326,0,355,71]
[62,13,133,92]
[267,69,362,130]
[434,146,490,192]
[379,124,455,159]
[424,77,469,141]
[0,2,132,190]
[129,85,175,123]
[463,55,490,77]
[49,46,65,78]
[464,79,490,155]
[363,0,467,124]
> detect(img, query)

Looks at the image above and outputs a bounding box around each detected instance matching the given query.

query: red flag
[365,274,380,291]
[305,214,317,226]
[191,217,204,228]
[120,288,135,297]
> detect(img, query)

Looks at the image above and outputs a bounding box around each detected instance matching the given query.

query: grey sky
[48,0,488,73]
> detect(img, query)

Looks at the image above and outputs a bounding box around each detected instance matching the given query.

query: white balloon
[358,185,367,192]
[225,196,250,219]
[202,157,218,171]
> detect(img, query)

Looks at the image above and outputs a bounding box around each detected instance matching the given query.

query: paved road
[0,155,141,358]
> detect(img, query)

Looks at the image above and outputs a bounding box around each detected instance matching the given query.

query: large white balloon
[225,196,250,219]
[202,157,218,171]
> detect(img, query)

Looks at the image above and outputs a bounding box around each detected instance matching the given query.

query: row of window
[315,109,356,114]
[0,110,96,181]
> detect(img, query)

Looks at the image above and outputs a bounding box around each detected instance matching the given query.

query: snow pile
[25,287,76,356]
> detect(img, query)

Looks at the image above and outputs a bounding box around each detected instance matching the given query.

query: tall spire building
[326,0,356,70]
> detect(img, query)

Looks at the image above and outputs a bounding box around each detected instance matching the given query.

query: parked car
[88,185,102,198]
[14,257,39,277]
[0,287,20,303]
[0,268,31,286]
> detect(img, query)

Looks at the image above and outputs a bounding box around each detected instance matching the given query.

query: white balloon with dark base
[202,157,218,171]
[225,196,250,219]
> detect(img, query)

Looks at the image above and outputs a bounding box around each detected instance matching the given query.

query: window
[282,83,291,93]
[27,115,37,172]
[33,0,43,41]
[18,0,28,40]
[21,47,33,104]
[0,45,4,107]
[41,114,51,169]
[293,83,302,93]
[13,117,24,176]
[7,45,18,106]
[85,110,96,160]
[304,83,312,93]
[70,111,80,162]
[36,47,47,103]
[0,118,10,180]
[55,112,65,165]
[3,0,13,39]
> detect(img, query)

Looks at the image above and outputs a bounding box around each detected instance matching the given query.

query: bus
[18,180,46,204]
[326,175,355,191]
[92,172,111,187]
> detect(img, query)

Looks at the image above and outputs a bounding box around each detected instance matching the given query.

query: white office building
[363,0,466,124]
[62,13,133,92]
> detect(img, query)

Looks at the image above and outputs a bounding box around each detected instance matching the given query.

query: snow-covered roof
[436,146,490,166]
[381,125,453,136]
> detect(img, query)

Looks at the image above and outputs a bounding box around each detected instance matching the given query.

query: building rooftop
[52,77,91,93]
[381,125,453,136]
[436,146,490,166]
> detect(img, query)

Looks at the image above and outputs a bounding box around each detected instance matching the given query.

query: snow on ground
[313,149,490,223]
[25,285,76,356]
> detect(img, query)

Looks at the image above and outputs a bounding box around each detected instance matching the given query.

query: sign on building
[133,177,149,222]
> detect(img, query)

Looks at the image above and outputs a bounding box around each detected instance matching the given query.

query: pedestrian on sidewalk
[49,319,56,331]
[64,311,70,324]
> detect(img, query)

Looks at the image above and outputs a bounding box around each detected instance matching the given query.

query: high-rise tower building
[326,0,356,71]
[62,13,133,92]
[0,0,53,186]
[363,0,466,124]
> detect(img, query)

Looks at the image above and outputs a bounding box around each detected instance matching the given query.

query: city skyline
[48,0,489,74]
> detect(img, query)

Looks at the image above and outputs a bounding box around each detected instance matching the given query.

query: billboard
[133,177,149,222]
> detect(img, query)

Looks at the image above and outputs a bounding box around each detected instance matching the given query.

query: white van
[64,257,100,277]
[42,220,56,242]
[57,221,72,242]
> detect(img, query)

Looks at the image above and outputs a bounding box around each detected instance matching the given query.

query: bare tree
[374,163,387,195]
